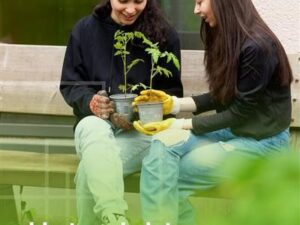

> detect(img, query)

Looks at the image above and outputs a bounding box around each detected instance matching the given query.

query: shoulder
[239,38,279,79]
[72,15,95,32]
[70,15,95,38]
[241,39,263,54]
[70,14,109,42]
[240,37,277,62]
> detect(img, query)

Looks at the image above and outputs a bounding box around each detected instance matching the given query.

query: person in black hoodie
[132,0,293,224]
[60,0,183,225]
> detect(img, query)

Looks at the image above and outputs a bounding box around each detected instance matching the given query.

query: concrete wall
[253,0,300,53]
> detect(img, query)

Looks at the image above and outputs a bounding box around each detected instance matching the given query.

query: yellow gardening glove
[133,118,186,135]
[132,89,174,115]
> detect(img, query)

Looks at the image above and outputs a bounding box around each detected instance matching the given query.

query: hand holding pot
[110,113,133,131]
[89,93,114,119]
[133,89,177,115]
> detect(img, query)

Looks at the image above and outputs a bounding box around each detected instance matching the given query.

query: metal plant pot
[110,94,137,121]
[137,102,163,125]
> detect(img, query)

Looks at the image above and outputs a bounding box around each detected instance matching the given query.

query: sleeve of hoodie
[191,41,277,134]
[60,20,95,117]
[152,28,183,98]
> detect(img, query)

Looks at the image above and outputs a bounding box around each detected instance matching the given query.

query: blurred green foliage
[159,0,200,31]
[0,0,97,45]
[0,0,200,48]
[207,152,300,225]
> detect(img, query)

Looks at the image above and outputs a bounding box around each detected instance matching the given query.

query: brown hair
[200,0,293,104]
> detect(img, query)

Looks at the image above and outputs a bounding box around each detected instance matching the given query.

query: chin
[209,22,216,28]
[122,21,135,25]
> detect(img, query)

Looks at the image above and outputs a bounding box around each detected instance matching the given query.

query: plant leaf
[134,31,145,39]
[114,42,123,50]
[118,84,126,93]
[139,83,149,90]
[126,32,134,40]
[127,59,144,72]
[21,200,26,211]
[160,52,180,70]
[114,50,122,56]
[130,83,149,92]
[156,66,172,78]
[166,52,172,63]
[154,66,163,75]
[114,30,123,38]
[160,52,168,58]
[25,210,33,221]
[145,48,161,64]
[170,53,180,70]
[130,84,140,92]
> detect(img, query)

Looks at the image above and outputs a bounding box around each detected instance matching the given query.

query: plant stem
[123,39,128,97]
[149,58,155,91]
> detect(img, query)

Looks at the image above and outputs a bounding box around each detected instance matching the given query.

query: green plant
[19,186,36,225]
[114,30,180,96]
[130,32,180,94]
[114,30,144,96]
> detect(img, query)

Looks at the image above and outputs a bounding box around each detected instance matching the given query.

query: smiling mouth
[123,15,136,21]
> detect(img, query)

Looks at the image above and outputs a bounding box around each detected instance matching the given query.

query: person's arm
[191,42,277,134]
[176,97,197,112]
[60,21,96,117]
[171,95,212,130]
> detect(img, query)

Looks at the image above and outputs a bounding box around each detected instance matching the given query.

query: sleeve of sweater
[59,20,94,117]
[191,41,278,134]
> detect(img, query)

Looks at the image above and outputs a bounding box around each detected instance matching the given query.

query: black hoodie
[60,6,183,126]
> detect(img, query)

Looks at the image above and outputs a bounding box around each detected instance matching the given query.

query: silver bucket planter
[110,94,137,121]
[137,102,163,125]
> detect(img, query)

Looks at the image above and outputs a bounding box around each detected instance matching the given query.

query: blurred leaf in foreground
[208,152,300,225]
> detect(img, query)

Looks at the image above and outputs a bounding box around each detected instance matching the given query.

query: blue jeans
[140,128,290,225]
[74,116,151,225]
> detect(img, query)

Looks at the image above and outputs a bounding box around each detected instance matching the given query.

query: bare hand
[89,94,114,119]
[110,113,133,131]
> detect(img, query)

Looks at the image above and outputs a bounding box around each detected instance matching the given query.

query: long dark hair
[96,0,172,49]
[200,0,293,104]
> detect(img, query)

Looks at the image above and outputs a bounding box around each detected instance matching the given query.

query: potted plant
[131,32,180,124]
[109,30,144,121]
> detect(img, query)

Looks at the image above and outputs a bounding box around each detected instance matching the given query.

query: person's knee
[153,129,190,147]
[74,116,114,155]
[75,115,112,137]
[142,140,176,173]
[178,146,223,178]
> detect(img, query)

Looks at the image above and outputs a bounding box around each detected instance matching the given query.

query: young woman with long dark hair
[133,0,293,224]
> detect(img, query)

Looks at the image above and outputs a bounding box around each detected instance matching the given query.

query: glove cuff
[170,96,180,115]
[170,118,185,129]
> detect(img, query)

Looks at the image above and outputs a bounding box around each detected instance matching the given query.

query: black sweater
[192,39,292,140]
[60,9,183,125]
